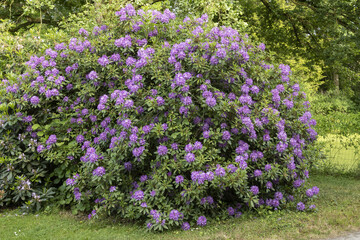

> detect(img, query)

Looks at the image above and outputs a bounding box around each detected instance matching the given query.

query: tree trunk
[333,72,339,93]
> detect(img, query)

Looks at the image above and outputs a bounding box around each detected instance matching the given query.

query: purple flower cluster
[132,190,144,201]
[92,166,106,177]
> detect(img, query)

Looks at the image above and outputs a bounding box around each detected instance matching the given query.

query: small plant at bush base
[0,4,320,231]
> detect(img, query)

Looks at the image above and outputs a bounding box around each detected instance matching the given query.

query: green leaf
[32,124,40,130]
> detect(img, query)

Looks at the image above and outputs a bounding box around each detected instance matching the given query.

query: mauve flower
[293,179,303,188]
[131,190,144,201]
[297,202,305,211]
[92,166,106,177]
[156,96,165,106]
[76,135,85,143]
[306,188,314,197]
[215,165,226,177]
[175,175,184,184]
[197,216,207,226]
[66,178,76,186]
[157,145,168,156]
[258,43,266,51]
[206,97,216,107]
[30,96,40,105]
[250,186,259,195]
[46,135,57,145]
[98,55,109,66]
[169,209,182,221]
[312,186,319,195]
[185,152,195,163]
[222,131,231,141]
[182,222,190,230]
[181,96,192,105]
[254,169,262,177]
[193,141,203,150]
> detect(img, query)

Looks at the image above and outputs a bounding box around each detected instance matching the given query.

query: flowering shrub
[0,4,319,230]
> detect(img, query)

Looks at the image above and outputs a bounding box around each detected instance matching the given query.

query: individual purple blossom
[122,119,131,129]
[78,28,89,36]
[36,145,45,153]
[312,186,319,195]
[264,164,272,172]
[206,97,216,107]
[222,131,231,141]
[181,96,192,105]
[210,56,218,65]
[309,204,316,210]
[124,99,134,108]
[254,169,262,177]
[297,202,305,211]
[306,188,314,197]
[287,195,294,202]
[197,216,207,226]
[74,188,81,200]
[156,96,165,106]
[193,141,203,150]
[132,146,145,157]
[157,145,168,156]
[93,167,106,177]
[169,209,182,221]
[30,96,40,105]
[227,164,238,173]
[293,179,303,188]
[88,71,98,80]
[110,186,116,192]
[129,133,138,143]
[238,159,247,170]
[182,222,190,230]
[266,181,273,189]
[274,192,283,201]
[175,175,184,184]
[150,190,156,197]
[46,135,57,145]
[66,178,76,186]
[216,48,227,59]
[250,186,259,195]
[185,152,195,163]
[139,175,148,182]
[184,143,193,152]
[203,130,210,139]
[215,165,226,177]
[23,116,33,122]
[227,207,235,216]
[258,43,266,51]
[276,141,288,152]
[124,162,132,171]
[76,135,85,143]
[132,190,144,201]
[98,55,109,66]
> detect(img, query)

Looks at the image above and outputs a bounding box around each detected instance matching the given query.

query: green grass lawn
[317,134,360,171]
[1,173,360,240]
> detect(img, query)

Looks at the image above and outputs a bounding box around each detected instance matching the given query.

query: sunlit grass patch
[316,134,360,172]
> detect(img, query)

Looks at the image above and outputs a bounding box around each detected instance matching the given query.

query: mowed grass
[317,134,360,171]
[1,173,360,240]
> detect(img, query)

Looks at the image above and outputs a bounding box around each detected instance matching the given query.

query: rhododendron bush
[0,4,319,231]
